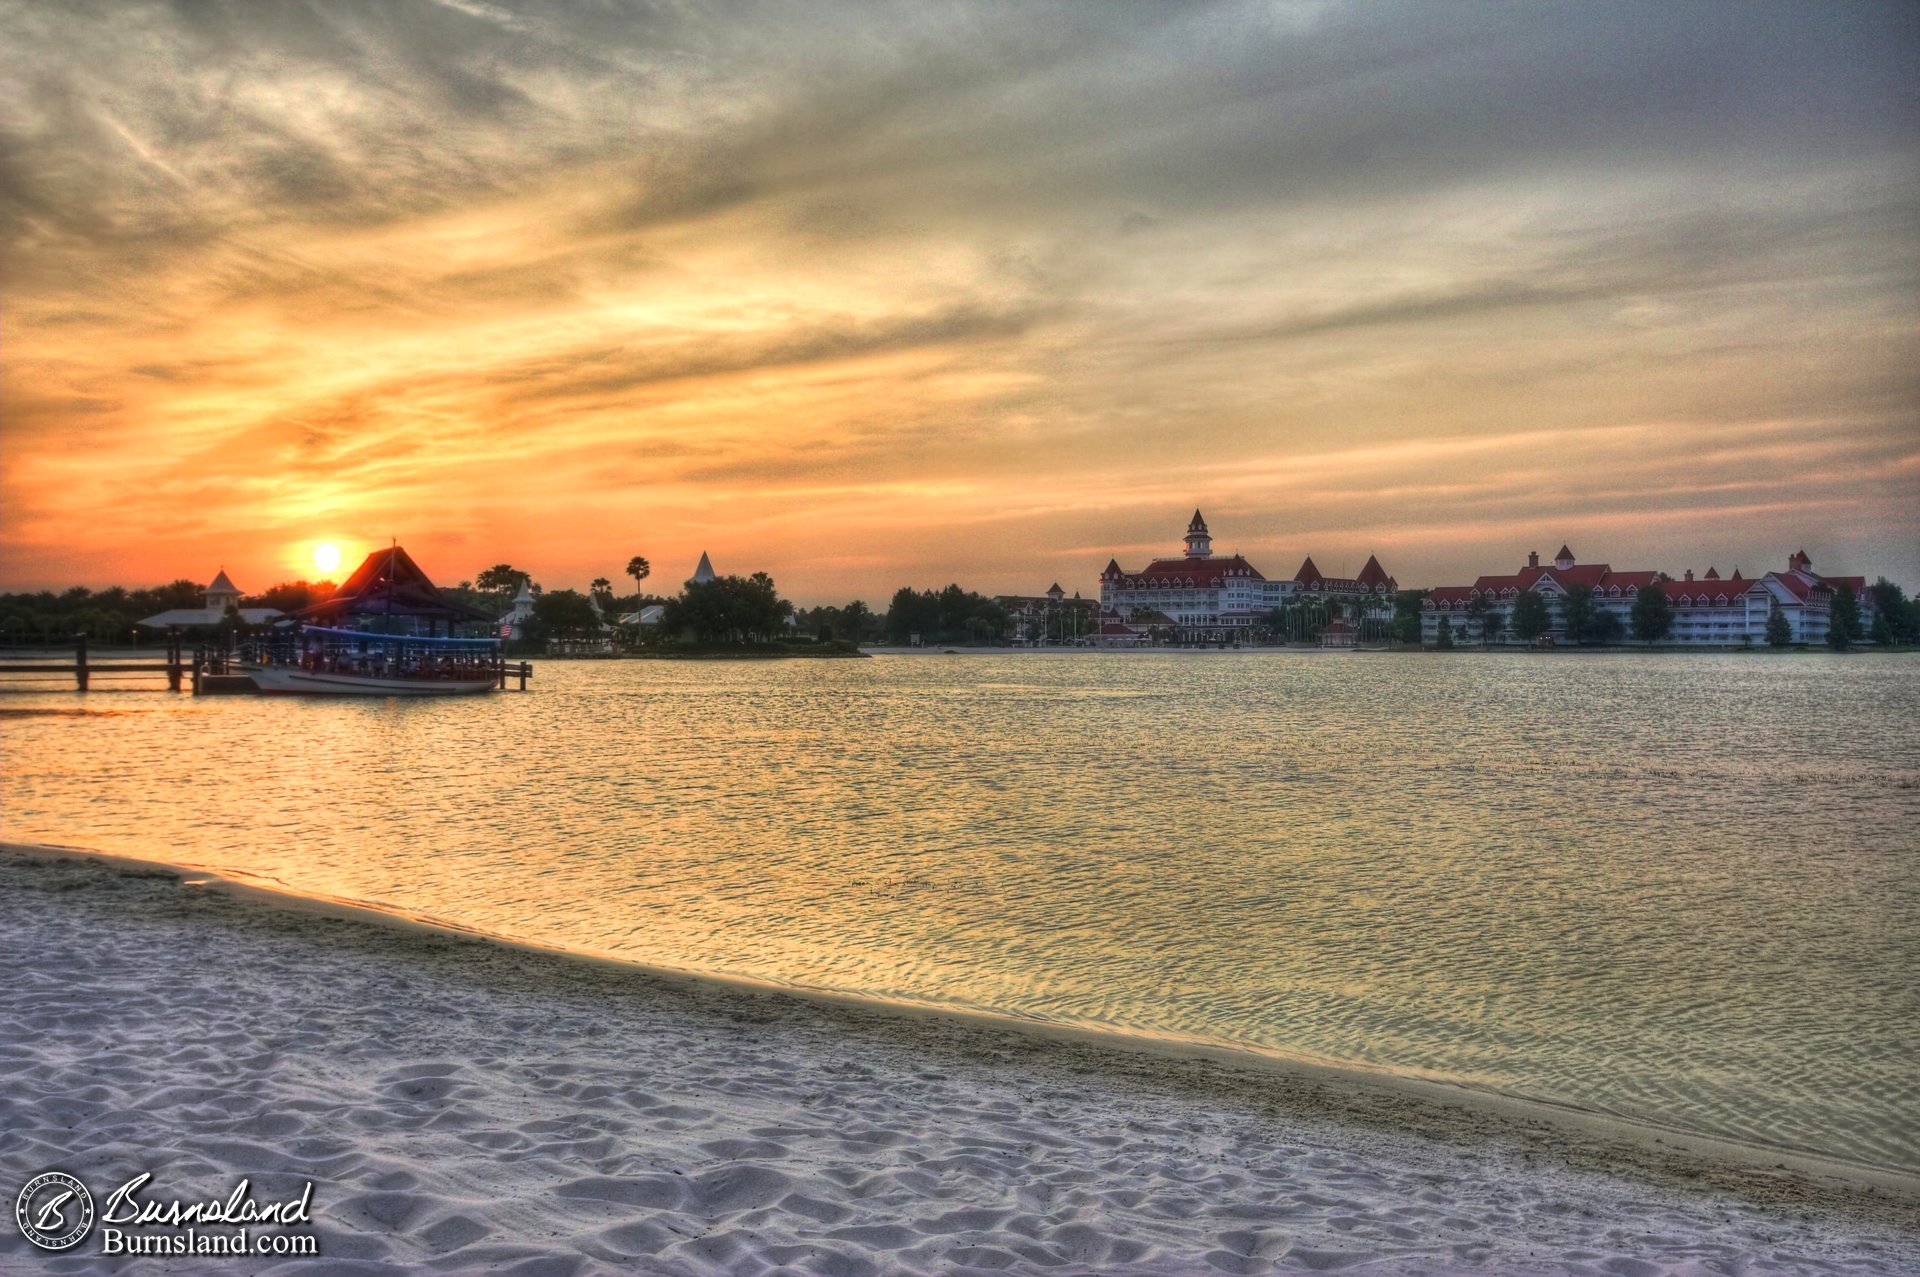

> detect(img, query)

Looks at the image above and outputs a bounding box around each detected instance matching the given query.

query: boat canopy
[300,625,499,649]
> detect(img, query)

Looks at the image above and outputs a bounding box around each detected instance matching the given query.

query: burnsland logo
[15,1171,319,1258]
[15,1172,95,1251]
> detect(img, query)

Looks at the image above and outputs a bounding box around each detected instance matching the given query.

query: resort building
[138,570,283,629]
[498,579,536,638]
[995,583,1099,645]
[1421,546,1874,647]
[1098,510,1396,642]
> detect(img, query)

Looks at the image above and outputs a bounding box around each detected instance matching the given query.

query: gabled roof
[1102,558,1122,577]
[1355,555,1393,589]
[207,569,240,595]
[1126,555,1265,584]
[1659,580,1756,606]
[293,546,495,623]
[1294,557,1322,585]
[138,605,282,629]
[1555,544,1575,561]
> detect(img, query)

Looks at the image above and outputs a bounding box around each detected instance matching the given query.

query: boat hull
[240,665,497,697]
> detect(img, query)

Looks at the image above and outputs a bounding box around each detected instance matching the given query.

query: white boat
[242,663,497,696]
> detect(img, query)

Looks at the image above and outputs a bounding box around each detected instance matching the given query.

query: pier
[0,634,193,692]
[0,634,532,693]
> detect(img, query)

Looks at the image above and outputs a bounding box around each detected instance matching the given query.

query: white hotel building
[1421,546,1872,647]
[1099,511,1396,640]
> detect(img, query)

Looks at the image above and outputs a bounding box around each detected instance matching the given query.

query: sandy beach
[1,845,1913,1276]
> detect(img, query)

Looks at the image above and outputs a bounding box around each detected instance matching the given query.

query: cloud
[0,0,1914,598]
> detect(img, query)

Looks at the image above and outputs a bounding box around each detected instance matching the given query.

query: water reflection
[3,651,1916,1172]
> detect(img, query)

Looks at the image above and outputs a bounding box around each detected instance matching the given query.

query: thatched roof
[292,546,495,624]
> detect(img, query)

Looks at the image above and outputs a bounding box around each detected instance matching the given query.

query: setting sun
[312,543,343,576]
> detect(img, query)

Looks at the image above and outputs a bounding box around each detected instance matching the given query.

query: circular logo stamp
[15,1172,94,1251]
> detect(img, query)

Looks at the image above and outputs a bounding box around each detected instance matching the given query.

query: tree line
[1424,578,1918,649]
[8,564,1916,654]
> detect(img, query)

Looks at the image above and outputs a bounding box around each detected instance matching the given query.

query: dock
[0,635,533,694]
[0,635,193,692]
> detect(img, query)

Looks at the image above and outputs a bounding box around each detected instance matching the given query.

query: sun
[312,542,343,576]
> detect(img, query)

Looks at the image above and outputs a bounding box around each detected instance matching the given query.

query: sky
[2,0,1916,603]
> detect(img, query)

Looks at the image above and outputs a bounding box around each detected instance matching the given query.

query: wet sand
[2,843,1914,1275]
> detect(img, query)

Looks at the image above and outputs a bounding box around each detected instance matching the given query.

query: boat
[244,627,502,696]
[236,544,526,697]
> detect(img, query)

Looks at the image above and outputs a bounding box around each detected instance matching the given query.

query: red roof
[1593,570,1658,593]
[1293,557,1321,585]
[1122,555,1265,585]
[1769,571,1830,601]
[1425,587,1475,607]
[1555,545,1575,561]
[1356,554,1393,589]
[1544,563,1613,589]
[1660,580,1758,606]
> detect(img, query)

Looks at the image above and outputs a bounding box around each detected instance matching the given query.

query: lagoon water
[3,651,1916,1175]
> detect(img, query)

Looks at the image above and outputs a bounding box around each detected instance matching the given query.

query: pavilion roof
[291,546,495,624]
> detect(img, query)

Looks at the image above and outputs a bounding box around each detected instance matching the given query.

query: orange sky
[3,2,1916,603]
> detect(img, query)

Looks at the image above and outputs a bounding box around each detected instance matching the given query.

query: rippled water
[3,652,1917,1173]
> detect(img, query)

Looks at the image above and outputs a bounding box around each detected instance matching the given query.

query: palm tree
[626,556,651,599]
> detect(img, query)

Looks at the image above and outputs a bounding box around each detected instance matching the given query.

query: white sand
[1,846,1914,1276]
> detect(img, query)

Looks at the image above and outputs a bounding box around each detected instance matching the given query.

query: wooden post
[517,662,528,691]
[191,646,203,696]
[166,630,183,691]
[74,634,88,692]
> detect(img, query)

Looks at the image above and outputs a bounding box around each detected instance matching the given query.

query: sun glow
[312,542,343,576]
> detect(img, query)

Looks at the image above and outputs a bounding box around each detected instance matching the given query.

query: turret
[1183,509,1213,559]
[204,569,241,612]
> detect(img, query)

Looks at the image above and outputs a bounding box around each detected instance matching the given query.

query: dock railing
[0,634,191,692]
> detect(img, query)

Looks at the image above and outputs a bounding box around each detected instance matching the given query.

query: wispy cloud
[1,0,1914,597]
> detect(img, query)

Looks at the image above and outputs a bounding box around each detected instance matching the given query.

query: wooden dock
[0,635,192,691]
[0,636,533,693]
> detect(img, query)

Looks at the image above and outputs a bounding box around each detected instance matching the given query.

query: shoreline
[7,840,1914,1202]
[4,839,1916,1272]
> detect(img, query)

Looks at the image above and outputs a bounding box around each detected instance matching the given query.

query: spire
[206,569,240,600]
[1182,509,1213,559]
[1554,544,1575,569]
[690,551,717,585]
[1356,554,1390,589]
[1295,556,1322,585]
